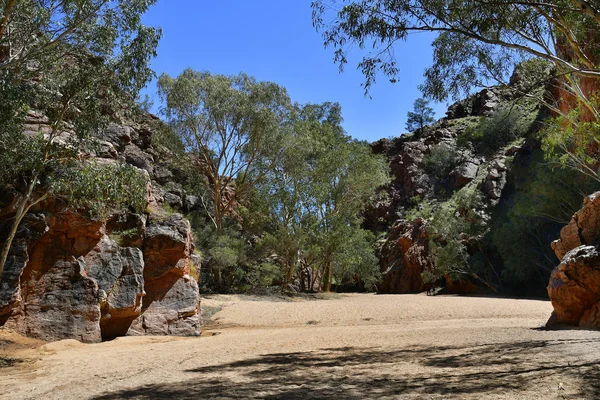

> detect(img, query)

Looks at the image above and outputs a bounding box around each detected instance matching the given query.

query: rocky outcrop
[0,115,202,342]
[129,214,201,337]
[547,192,600,329]
[551,192,600,260]
[370,86,525,294]
[378,218,431,293]
[0,206,201,342]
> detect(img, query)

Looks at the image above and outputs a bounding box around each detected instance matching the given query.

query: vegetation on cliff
[1,0,599,304]
[0,0,160,274]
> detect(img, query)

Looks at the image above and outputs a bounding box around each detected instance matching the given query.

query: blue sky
[141,0,449,142]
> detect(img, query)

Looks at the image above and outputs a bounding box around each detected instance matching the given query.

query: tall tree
[158,70,291,233]
[0,0,161,274]
[406,98,435,132]
[257,102,389,291]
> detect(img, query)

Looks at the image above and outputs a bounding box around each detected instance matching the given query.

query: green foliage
[0,0,161,272]
[245,263,283,290]
[478,107,532,153]
[541,110,600,183]
[404,198,435,222]
[423,143,458,179]
[332,229,381,291]
[424,183,493,287]
[491,151,600,293]
[109,228,140,247]
[311,1,596,100]
[158,69,291,232]
[406,98,435,132]
[456,107,534,154]
[237,101,391,292]
[0,0,161,95]
[52,162,149,219]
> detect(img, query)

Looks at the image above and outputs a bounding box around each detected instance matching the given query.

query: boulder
[82,237,145,340]
[128,274,200,336]
[100,123,132,149]
[164,192,183,209]
[452,161,479,188]
[547,192,600,329]
[143,214,191,279]
[547,245,600,328]
[0,208,201,342]
[551,192,600,260]
[124,145,154,174]
[13,259,102,343]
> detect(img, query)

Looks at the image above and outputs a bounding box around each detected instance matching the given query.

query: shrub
[423,143,459,178]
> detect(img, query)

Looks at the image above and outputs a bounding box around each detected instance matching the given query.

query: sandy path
[1,293,600,400]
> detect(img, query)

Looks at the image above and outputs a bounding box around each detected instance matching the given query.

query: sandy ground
[1,293,600,400]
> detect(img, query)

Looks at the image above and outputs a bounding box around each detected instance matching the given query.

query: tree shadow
[93,338,600,399]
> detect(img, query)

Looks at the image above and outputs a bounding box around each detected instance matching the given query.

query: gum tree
[0,0,161,274]
[158,69,291,233]
[312,0,600,178]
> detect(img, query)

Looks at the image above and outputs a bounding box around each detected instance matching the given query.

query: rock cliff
[369,63,550,294]
[0,113,202,342]
[547,192,600,329]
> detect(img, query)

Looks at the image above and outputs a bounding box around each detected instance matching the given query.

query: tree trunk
[0,180,38,276]
[322,259,332,292]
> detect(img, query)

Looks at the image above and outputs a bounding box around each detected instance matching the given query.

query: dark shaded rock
[93,140,119,159]
[379,218,431,293]
[452,161,479,188]
[124,145,154,174]
[152,165,175,184]
[133,127,153,149]
[106,213,146,248]
[185,195,200,212]
[389,141,431,201]
[164,192,183,209]
[100,123,132,149]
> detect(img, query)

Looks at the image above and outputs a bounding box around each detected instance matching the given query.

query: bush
[457,107,534,155]
[424,183,494,287]
[53,161,149,219]
[423,143,458,178]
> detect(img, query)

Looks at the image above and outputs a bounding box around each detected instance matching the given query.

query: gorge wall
[368,63,552,294]
[0,113,203,342]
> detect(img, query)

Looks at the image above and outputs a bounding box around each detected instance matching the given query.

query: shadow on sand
[93,338,600,399]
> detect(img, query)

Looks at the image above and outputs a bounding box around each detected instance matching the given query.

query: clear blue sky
[141,0,449,142]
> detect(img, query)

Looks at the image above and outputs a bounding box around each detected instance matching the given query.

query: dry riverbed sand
[1,293,600,400]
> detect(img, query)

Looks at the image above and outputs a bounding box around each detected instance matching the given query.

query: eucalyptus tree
[157,69,292,233]
[312,0,600,179]
[0,0,161,274]
[312,0,600,98]
[306,125,389,291]
[257,102,389,291]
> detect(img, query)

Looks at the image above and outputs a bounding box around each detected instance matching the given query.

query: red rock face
[0,116,202,342]
[379,218,431,293]
[547,246,600,328]
[0,209,201,342]
[551,192,600,260]
[547,192,600,329]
